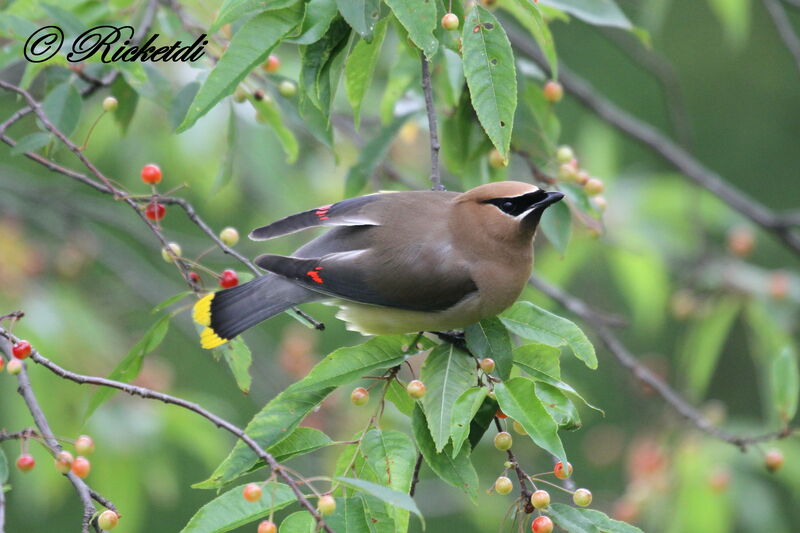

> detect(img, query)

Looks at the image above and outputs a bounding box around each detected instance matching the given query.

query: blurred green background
[1,0,799,532]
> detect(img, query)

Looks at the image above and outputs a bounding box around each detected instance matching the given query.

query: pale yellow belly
[330,294,485,335]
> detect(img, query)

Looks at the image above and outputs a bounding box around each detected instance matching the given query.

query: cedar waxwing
[193,181,564,348]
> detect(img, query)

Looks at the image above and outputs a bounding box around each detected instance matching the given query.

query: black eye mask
[484,190,549,216]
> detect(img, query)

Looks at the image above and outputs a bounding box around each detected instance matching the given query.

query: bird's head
[453,181,565,243]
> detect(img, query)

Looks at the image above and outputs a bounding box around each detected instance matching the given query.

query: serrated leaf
[152,290,193,314]
[345,112,413,196]
[326,497,373,533]
[290,0,339,45]
[346,18,388,128]
[268,427,332,462]
[412,405,479,502]
[179,482,295,533]
[679,296,740,400]
[420,343,477,452]
[170,81,200,129]
[211,0,298,33]
[771,345,799,423]
[252,96,299,163]
[385,0,438,59]
[501,301,597,369]
[110,75,139,134]
[42,82,81,137]
[280,511,315,533]
[178,4,303,132]
[10,132,51,155]
[462,5,516,158]
[299,17,351,115]
[540,200,571,255]
[494,377,566,464]
[513,76,560,153]
[336,0,380,40]
[540,0,632,29]
[450,387,489,457]
[548,503,644,533]
[385,378,415,416]
[501,0,558,78]
[535,382,581,430]
[464,317,513,380]
[214,337,252,393]
[513,344,603,414]
[85,315,170,420]
[338,478,425,528]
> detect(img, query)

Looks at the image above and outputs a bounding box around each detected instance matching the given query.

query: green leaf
[464,317,513,380]
[299,17,351,115]
[345,18,389,128]
[0,447,7,484]
[151,290,193,314]
[462,5,517,159]
[213,105,238,191]
[540,0,632,30]
[385,378,415,416]
[290,0,339,45]
[513,344,603,414]
[771,345,799,423]
[379,41,419,123]
[412,405,479,502]
[179,482,295,533]
[280,512,315,533]
[326,497,373,533]
[548,503,644,533]
[420,343,478,452]
[337,478,425,528]
[437,48,464,108]
[268,427,333,462]
[501,301,597,369]
[292,335,413,393]
[199,336,415,487]
[10,132,51,155]
[385,0,438,59]
[450,386,488,457]
[540,200,571,255]
[178,3,303,132]
[345,112,413,196]
[110,75,139,134]
[467,394,498,449]
[512,76,560,153]
[211,0,298,33]
[252,96,299,163]
[494,377,566,464]
[42,82,81,137]
[170,81,201,129]
[535,382,581,430]
[501,0,558,78]
[214,337,252,394]
[85,315,170,420]
[679,297,740,400]
[335,0,380,40]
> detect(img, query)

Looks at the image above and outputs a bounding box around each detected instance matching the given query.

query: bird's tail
[192,274,314,349]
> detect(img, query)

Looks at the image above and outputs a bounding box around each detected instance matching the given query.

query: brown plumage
[193,181,563,348]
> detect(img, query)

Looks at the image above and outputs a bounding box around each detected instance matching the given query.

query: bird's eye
[502,201,514,212]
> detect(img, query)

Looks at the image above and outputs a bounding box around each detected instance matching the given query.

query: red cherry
[145,202,166,221]
[141,164,162,184]
[219,269,239,288]
[189,272,201,284]
[12,340,31,359]
[531,515,553,533]
[264,55,280,73]
[257,521,277,533]
[243,483,263,502]
[71,456,91,478]
[554,460,573,479]
[543,80,563,103]
[16,454,35,472]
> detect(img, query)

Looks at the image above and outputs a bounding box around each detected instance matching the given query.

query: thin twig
[505,26,800,255]
[0,328,334,533]
[420,55,444,191]
[528,275,794,451]
[409,453,424,497]
[763,0,800,75]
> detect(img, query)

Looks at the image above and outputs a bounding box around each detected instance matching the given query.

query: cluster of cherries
[241,482,336,533]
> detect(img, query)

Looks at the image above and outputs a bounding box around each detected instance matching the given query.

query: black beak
[522,190,564,229]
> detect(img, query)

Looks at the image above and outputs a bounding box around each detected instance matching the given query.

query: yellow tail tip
[201,327,228,349]
[193,293,214,326]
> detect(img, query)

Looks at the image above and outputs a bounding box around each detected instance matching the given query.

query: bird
[193,181,564,349]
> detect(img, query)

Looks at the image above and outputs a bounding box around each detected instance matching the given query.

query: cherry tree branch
[421,55,444,191]
[506,26,800,255]
[763,0,800,76]
[0,327,334,533]
[528,275,795,452]
[0,338,115,533]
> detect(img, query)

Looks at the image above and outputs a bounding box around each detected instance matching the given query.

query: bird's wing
[249,194,382,241]
[254,249,478,312]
